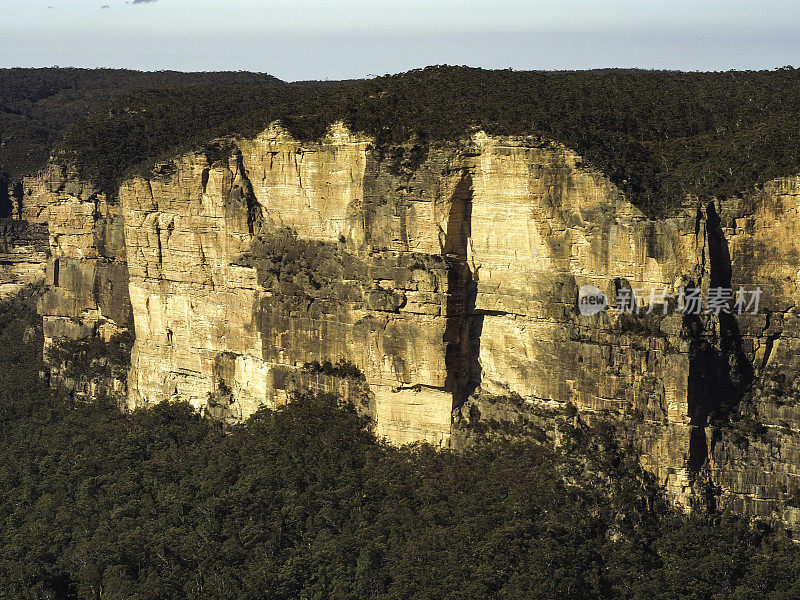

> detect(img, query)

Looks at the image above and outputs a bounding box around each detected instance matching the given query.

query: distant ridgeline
[0,67,282,188]
[3,65,800,215]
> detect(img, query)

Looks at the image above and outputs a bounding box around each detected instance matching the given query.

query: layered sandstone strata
[0,168,57,297]
[18,121,800,532]
[120,125,469,444]
[0,219,48,298]
[22,165,132,396]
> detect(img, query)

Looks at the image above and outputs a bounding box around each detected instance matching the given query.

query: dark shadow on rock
[443,170,483,406]
[706,202,732,289]
[0,177,12,219]
[684,202,754,474]
[706,201,754,408]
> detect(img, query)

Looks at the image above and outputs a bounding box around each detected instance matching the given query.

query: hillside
[2,297,800,600]
[54,65,800,215]
[0,68,284,183]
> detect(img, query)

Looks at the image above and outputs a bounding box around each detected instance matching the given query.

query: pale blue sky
[1,0,799,80]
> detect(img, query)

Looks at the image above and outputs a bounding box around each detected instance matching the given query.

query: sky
[1,0,799,81]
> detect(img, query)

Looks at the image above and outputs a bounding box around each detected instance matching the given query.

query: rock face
[120,125,465,444]
[13,122,800,532]
[0,219,48,298]
[0,172,50,297]
[20,164,132,395]
[700,180,800,528]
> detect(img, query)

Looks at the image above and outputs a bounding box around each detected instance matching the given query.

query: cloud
[100,4,110,8]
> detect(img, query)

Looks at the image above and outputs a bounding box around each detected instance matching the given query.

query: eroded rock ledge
[17,122,800,534]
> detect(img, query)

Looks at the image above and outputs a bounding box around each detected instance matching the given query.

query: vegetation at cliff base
[47,65,800,215]
[45,330,134,383]
[2,300,800,599]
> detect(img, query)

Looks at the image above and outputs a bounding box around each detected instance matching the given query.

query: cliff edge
[14,122,800,534]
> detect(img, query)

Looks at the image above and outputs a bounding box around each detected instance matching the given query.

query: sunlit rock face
[0,166,62,298]
[13,121,800,533]
[120,125,468,444]
[0,219,48,298]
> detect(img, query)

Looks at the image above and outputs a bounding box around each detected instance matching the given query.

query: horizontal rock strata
[11,121,800,534]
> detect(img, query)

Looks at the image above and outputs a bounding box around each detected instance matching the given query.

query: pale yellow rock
[374,385,453,446]
[14,120,800,531]
[120,135,459,439]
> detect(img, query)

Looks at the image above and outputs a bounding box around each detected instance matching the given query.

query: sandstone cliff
[15,164,132,396]
[15,122,800,534]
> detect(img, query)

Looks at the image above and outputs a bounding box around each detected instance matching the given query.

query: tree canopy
[1,299,800,599]
[0,67,282,183]
[51,65,800,215]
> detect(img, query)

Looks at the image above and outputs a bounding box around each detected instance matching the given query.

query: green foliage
[750,365,800,406]
[235,227,366,295]
[481,391,530,409]
[303,359,366,381]
[57,82,306,198]
[45,330,134,382]
[230,65,800,215]
[2,298,800,599]
[0,67,282,182]
[724,366,800,449]
[728,414,768,450]
[785,489,800,508]
[0,293,47,427]
[11,66,800,213]
[52,65,800,214]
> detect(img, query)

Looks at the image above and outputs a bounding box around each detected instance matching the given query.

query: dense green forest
[1,299,800,599]
[57,83,310,197]
[50,65,800,215]
[0,68,282,182]
[6,66,800,214]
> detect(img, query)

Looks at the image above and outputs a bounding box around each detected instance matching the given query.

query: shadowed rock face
[13,165,133,397]
[0,173,50,298]
[14,121,800,532]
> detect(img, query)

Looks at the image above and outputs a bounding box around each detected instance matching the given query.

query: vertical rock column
[34,166,132,397]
